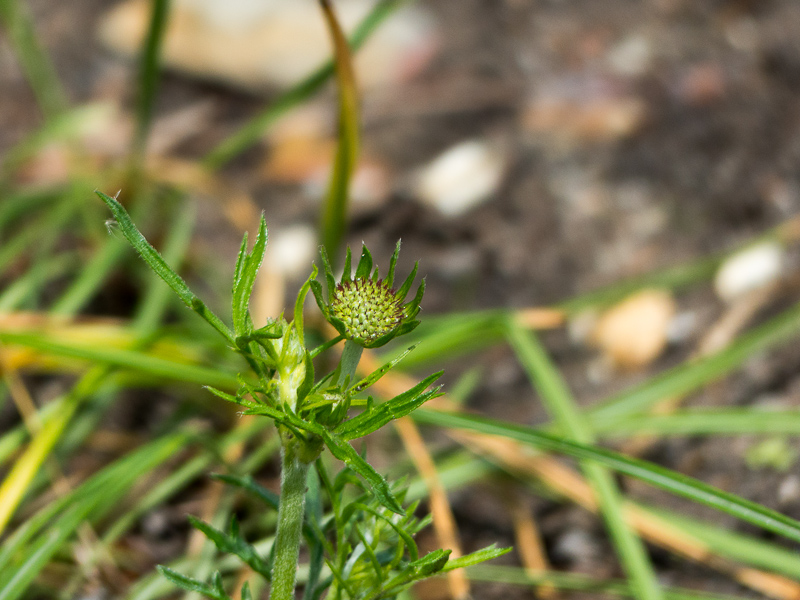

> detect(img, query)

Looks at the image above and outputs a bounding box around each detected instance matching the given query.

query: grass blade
[0,0,65,118]
[414,409,800,544]
[505,320,663,600]
[594,408,800,437]
[318,0,360,263]
[0,330,240,389]
[131,0,170,161]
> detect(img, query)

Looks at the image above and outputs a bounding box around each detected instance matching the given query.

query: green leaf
[379,549,452,597]
[440,544,511,572]
[347,502,419,561]
[240,582,252,600]
[320,430,403,514]
[396,262,419,302]
[0,0,65,119]
[414,409,800,544]
[210,474,279,510]
[342,246,353,282]
[350,344,418,393]
[294,265,318,346]
[96,191,235,344]
[405,278,425,317]
[411,548,451,576]
[232,216,268,337]
[204,387,258,409]
[157,566,230,600]
[188,516,271,581]
[131,0,170,161]
[335,372,443,440]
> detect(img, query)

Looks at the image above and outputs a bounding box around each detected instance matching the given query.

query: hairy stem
[337,339,363,387]
[271,443,310,600]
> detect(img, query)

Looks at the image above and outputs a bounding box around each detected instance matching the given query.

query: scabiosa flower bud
[311,241,424,348]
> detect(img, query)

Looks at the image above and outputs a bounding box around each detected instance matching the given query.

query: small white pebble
[414,140,507,217]
[779,474,800,505]
[713,241,785,303]
[606,35,652,77]
[666,310,697,344]
[266,224,317,279]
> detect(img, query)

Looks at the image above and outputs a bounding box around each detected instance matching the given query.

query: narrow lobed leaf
[440,544,512,572]
[321,430,403,514]
[157,566,230,600]
[96,191,235,344]
[351,344,419,393]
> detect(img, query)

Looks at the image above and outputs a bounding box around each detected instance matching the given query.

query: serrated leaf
[188,516,271,580]
[321,430,403,514]
[232,233,249,293]
[347,502,419,561]
[157,566,230,600]
[440,544,511,572]
[412,548,451,576]
[205,386,258,409]
[211,474,280,510]
[335,372,443,440]
[350,345,418,393]
[211,571,227,596]
[96,191,234,344]
[379,549,452,597]
[232,216,268,337]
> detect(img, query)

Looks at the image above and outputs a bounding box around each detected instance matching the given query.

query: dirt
[4,0,800,598]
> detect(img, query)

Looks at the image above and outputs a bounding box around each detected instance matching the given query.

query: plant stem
[337,340,363,387]
[271,443,310,600]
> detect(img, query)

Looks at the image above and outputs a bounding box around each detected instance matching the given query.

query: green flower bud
[311,241,424,349]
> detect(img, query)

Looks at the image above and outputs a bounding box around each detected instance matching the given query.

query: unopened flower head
[311,241,424,348]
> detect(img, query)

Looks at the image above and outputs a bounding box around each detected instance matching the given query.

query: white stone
[266,224,317,279]
[713,241,785,302]
[414,140,507,217]
[607,35,652,77]
[98,0,438,92]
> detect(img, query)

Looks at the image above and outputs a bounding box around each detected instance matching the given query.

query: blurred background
[4,0,800,598]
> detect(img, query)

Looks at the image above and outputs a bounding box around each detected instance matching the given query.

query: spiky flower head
[311,241,424,348]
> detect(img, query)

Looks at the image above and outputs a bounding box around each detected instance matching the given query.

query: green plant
[97,191,507,600]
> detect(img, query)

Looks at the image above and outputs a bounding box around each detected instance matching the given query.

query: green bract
[311,241,425,348]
